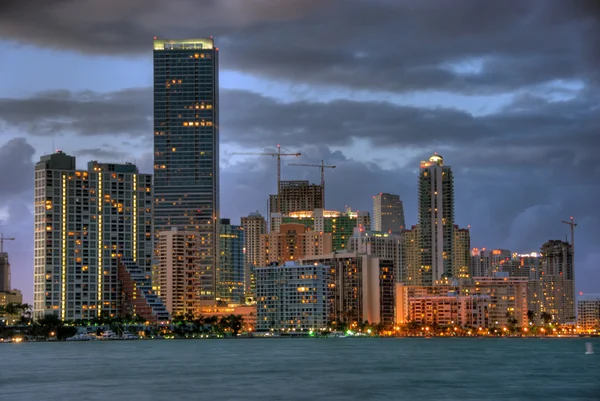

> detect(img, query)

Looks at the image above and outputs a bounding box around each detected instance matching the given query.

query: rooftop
[153,38,214,51]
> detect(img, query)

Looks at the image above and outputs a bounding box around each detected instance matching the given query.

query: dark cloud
[0,88,151,138]
[0,138,35,198]
[1,1,599,94]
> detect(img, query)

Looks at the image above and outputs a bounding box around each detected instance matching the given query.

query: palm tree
[540,312,552,325]
[527,310,535,325]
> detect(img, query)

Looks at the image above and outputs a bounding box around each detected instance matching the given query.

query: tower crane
[231,145,301,213]
[561,215,577,257]
[0,233,15,253]
[288,160,336,209]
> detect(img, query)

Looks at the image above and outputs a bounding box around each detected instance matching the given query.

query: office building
[269,180,323,215]
[402,225,421,285]
[33,152,152,320]
[218,218,245,304]
[577,294,600,331]
[372,193,405,234]
[508,252,541,280]
[453,226,471,278]
[260,223,332,265]
[155,228,204,317]
[418,153,454,284]
[255,261,333,331]
[470,248,512,277]
[0,252,9,292]
[348,227,402,283]
[153,37,220,302]
[241,211,267,301]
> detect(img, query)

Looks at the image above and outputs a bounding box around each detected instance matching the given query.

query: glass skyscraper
[153,38,219,302]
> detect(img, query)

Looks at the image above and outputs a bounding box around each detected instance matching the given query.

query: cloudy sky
[1,0,599,303]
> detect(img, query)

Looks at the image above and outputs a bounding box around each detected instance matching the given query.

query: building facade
[470,276,529,328]
[155,228,203,317]
[153,37,220,302]
[269,180,324,215]
[418,153,454,284]
[255,262,333,331]
[218,218,245,304]
[577,294,600,331]
[241,211,267,302]
[34,152,152,320]
[260,223,332,265]
[453,226,471,278]
[0,252,9,292]
[372,192,405,234]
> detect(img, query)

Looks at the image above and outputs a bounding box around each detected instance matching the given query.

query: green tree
[527,310,536,324]
[540,312,552,325]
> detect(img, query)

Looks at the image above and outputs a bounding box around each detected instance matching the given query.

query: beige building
[0,289,23,325]
[470,276,529,328]
[577,295,600,331]
[453,226,471,278]
[260,223,332,265]
[155,228,210,317]
[402,225,422,285]
[241,212,267,300]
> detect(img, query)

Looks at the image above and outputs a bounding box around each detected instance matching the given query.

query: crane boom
[230,145,301,213]
[0,233,15,253]
[288,160,336,208]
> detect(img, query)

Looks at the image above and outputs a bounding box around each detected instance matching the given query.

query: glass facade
[153,38,219,301]
[218,219,245,305]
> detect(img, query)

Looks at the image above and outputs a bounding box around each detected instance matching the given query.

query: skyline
[0,1,599,303]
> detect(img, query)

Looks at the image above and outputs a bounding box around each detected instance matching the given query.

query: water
[2,338,599,400]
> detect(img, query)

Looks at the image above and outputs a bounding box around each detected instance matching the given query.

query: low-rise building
[118,259,169,323]
[0,289,24,325]
[577,294,600,331]
[255,262,333,331]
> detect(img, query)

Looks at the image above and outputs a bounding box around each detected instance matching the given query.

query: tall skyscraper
[33,152,152,320]
[418,153,454,284]
[0,252,10,292]
[218,218,245,305]
[153,38,219,302]
[453,226,471,278]
[372,193,405,233]
[241,211,267,301]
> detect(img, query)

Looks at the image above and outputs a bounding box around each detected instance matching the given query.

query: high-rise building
[348,227,402,283]
[34,152,153,320]
[470,248,512,277]
[0,252,10,292]
[372,193,405,234]
[418,153,454,284]
[255,261,333,331]
[153,38,219,302]
[453,226,471,278]
[402,225,421,285]
[528,240,575,323]
[218,218,245,305]
[241,211,267,300]
[155,228,203,317]
[269,180,323,215]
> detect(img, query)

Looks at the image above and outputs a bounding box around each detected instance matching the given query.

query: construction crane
[561,216,577,255]
[288,160,336,209]
[0,233,15,253]
[231,145,301,213]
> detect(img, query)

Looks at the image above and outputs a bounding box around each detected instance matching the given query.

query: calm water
[2,338,599,400]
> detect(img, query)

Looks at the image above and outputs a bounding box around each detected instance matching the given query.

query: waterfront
[2,338,599,400]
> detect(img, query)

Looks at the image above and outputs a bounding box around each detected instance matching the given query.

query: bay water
[2,338,599,400]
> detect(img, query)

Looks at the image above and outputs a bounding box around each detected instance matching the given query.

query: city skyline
[0,1,599,303]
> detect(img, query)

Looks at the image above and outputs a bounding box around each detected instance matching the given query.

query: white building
[577,294,600,331]
[241,211,267,301]
[255,261,333,331]
[34,151,152,320]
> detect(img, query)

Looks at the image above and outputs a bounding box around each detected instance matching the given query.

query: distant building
[0,252,10,292]
[470,248,512,277]
[153,37,220,304]
[0,289,23,325]
[269,180,323,215]
[260,223,332,265]
[402,225,421,285]
[453,226,471,278]
[372,193,405,234]
[418,154,454,284]
[577,294,600,331]
[271,207,369,252]
[155,228,205,317]
[33,152,153,321]
[470,275,529,328]
[528,240,575,324]
[255,262,333,331]
[347,227,402,283]
[118,259,169,323]
[241,211,267,302]
[218,219,245,305]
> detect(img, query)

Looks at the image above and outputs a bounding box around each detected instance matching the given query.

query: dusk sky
[0,0,599,303]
